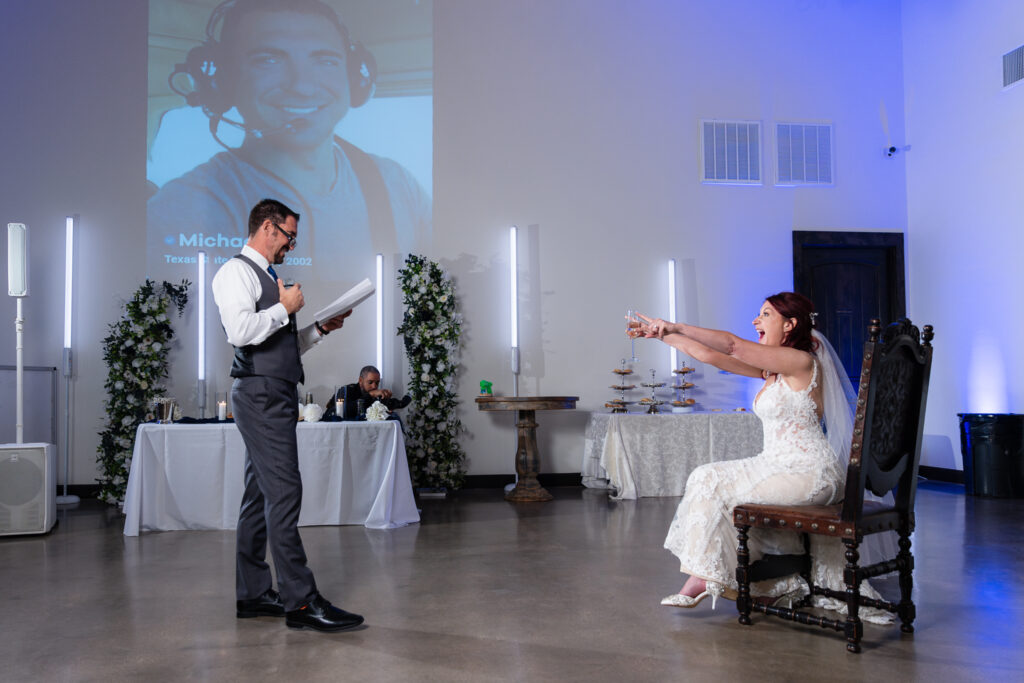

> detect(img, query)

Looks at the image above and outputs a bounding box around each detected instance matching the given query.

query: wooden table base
[475,395,579,503]
[505,410,552,502]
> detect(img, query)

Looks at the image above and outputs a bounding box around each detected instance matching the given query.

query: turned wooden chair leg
[798,532,812,606]
[897,529,916,633]
[843,539,864,654]
[735,524,753,625]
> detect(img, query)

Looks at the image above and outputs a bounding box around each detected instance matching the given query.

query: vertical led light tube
[197,250,206,417]
[58,216,79,504]
[668,259,677,375]
[376,253,384,376]
[509,226,519,396]
[63,217,74,350]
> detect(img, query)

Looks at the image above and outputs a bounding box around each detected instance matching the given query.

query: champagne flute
[626,309,641,362]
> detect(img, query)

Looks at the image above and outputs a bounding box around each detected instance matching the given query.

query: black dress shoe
[285,594,364,632]
[236,589,285,618]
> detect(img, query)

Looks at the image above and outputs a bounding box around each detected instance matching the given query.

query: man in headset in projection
[148,0,431,277]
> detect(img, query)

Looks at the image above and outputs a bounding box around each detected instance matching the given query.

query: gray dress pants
[232,375,318,610]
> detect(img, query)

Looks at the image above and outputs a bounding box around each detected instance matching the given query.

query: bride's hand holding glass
[632,312,671,339]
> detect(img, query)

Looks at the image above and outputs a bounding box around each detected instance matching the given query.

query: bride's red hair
[765,292,818,354]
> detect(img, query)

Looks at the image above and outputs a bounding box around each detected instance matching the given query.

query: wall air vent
[1003,44,1024,88]
[776,122,833,186]
[700,120,761,184]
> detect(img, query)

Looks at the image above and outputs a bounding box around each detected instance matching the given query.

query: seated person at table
[324,365,411,418]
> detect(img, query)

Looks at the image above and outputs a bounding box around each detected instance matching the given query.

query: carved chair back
[840,318,935,527]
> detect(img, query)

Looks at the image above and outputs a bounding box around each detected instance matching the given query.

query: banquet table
[123,421,419,535]
[582,412,763,500]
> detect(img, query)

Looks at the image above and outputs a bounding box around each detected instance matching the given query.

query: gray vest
[229,255,304,385]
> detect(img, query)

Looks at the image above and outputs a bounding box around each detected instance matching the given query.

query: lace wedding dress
[663,360,892,623]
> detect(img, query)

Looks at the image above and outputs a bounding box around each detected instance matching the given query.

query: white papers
[314,278,375,322]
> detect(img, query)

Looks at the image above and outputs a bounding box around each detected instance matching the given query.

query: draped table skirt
[123,421,419,535]
[582,412,763,499]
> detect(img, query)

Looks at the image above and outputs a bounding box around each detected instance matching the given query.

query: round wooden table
[475,395,579,502]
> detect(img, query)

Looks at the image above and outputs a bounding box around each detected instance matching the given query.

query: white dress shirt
[211,244,322,353]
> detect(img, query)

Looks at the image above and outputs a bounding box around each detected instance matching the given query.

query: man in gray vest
[211,198,363,632]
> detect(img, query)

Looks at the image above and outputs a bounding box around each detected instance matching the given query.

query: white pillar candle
[336,399,344,417]
[217,401,227,421]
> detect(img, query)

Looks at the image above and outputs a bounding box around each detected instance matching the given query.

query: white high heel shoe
[660,582,738,610]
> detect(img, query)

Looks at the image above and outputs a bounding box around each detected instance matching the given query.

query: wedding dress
[663,349,892,623]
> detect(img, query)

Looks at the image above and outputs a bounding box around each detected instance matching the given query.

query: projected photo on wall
[146,0,433,285]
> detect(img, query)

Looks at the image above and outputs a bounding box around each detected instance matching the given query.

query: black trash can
[958,413,1024,498]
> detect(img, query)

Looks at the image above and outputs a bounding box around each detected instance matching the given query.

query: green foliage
[397,255,465,489]
[96,280,189,505]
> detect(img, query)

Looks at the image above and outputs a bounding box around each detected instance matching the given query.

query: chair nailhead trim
[794,522,802,528]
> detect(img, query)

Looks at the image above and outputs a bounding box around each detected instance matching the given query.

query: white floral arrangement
[397,255,466,489]
[97,280,189,505]
[301,402,324,423]
[365,400,389,422]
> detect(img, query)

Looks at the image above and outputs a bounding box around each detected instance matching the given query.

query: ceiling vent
[701,120,761,184]
[1003,44,1024,88]
[776,122,833,186]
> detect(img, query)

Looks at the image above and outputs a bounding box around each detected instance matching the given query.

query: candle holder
[333,386,344,419]
[216,392,228,421]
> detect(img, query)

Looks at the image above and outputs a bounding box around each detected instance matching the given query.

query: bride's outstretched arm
[650,330,764,378]
[633,313,812,378]
[637,317,739,354]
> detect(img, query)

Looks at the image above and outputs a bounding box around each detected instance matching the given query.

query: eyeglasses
[272,222,297,248]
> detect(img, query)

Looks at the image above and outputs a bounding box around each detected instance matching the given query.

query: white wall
[902,0,1024,468]
[2,0,930,486]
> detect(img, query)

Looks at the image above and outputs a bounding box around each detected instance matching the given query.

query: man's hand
[319,310,352,333]
[278,279,304,315]
[369,388,392,400]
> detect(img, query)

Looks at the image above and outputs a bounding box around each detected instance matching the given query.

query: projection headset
[168,0,377,138]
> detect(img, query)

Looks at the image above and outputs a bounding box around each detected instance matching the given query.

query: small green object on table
[479,380,493,395]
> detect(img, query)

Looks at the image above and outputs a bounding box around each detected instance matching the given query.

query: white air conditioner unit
[0,443,56,536]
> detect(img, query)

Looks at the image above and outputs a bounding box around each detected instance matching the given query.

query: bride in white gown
[634,293,891,622]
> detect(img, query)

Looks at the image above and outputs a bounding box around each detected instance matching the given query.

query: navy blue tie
[267,265,278,282]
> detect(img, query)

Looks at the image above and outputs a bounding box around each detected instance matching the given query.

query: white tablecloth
[123,421,419,535]
[582,412,763,499]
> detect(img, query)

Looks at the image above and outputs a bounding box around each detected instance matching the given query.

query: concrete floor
[1,482,1022,682]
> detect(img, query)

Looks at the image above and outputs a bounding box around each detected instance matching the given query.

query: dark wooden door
[793,231,905,384]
